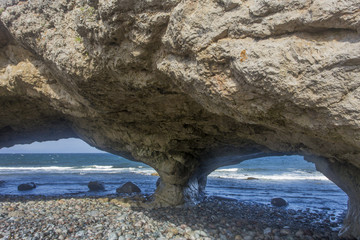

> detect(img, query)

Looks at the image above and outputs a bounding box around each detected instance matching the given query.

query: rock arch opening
[168,152,359,238]
[0,138,157,197]
[205,155,347,214]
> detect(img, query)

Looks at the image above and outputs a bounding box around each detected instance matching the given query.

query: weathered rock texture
[0,0,359,237]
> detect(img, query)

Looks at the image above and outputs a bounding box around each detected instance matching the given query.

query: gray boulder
[116,182,141,194]
[18,182,36,191]
[88,181,105,191]
[271,198,288,207]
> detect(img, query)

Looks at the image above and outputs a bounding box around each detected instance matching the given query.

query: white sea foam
[0,165,329,180]
[0,166,74,171]
[209,170,329,181]
[214,168,239,172]
[0,165,156,175]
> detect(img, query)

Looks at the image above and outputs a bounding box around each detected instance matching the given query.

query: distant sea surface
[0,154,347,215]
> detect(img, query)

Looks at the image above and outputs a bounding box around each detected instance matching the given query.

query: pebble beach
[0,195,345,240]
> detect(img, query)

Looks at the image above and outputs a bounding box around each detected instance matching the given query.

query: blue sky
[0,138,105,153]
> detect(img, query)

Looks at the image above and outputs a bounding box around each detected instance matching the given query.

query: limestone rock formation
[0,0,359,237]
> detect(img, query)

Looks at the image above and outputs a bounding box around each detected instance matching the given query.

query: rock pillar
[306,156,360,239]
[150,154,199,206]
[153,152,275,206]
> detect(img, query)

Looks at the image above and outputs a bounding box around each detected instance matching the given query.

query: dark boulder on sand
[88,181,105,191]
[18,182,36,191]
[271,198,288,207]
[116,182,141,194]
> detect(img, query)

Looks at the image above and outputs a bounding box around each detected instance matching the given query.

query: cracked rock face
[0,0,360,237]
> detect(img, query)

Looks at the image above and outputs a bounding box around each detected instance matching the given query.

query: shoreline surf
[0,153,348,222]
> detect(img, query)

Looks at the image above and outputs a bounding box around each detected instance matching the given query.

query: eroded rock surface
[0,0,359,237]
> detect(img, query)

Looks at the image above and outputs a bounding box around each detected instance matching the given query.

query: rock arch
[0,0,360,237]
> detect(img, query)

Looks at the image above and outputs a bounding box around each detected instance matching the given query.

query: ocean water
[207,156,348,214]
[0,153,156,197]
[0,154,347,215]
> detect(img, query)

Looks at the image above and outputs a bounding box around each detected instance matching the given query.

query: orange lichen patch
[240,50,247,62]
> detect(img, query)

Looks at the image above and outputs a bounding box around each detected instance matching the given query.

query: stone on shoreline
[246,177,259,180]
[108,232,118,240]
[271,198,288,207]
[17,182,36,191]
[263,227,272,235]
[116,182,141,194]
[88,181,105,191]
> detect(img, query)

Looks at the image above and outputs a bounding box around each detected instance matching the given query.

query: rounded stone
[271,198,287,207]
[88,181,105,191]
[107,232,118,240]
[116,182,141,194]
[17,182,36,191]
